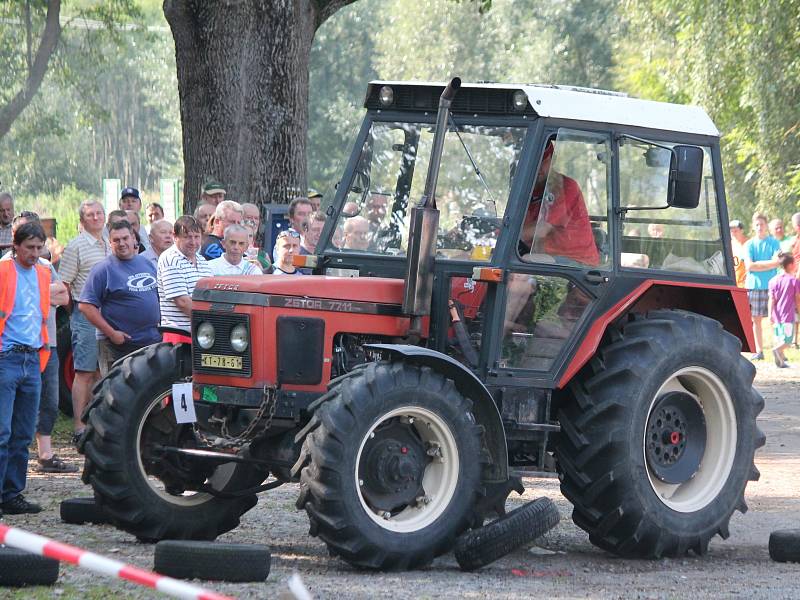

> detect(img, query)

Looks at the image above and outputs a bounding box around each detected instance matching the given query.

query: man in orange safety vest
[0,221,51,517]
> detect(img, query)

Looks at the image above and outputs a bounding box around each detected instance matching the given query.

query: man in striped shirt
[157,216,213,341]
[59,200,109,443]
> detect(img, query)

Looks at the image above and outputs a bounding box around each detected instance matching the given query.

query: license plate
[200,354,242,370]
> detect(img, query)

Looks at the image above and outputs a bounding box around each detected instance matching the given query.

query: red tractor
[80,79,764,570]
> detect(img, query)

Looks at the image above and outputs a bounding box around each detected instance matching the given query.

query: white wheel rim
[643,366,737,512]
[135,391,212,507]
[355,406,460,533]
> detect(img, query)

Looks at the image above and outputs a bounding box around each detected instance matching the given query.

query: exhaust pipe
[402,77,461,332]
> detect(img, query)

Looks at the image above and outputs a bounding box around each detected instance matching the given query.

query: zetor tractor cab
[81,78,764,570]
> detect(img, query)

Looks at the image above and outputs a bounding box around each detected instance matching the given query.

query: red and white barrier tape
[0,523,234,600]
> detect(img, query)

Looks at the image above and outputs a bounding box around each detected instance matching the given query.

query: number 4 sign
[171,382,197,424]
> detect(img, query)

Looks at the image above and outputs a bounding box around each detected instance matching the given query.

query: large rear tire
[81,342,264,542]
[556,310,765,558]
[294,361,482,570]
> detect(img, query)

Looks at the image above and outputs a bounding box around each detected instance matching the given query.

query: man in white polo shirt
[208,224,262,276]
[58,200,109,444]
[157,215,213,343]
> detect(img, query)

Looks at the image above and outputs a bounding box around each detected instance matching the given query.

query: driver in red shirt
[519,141,599,266]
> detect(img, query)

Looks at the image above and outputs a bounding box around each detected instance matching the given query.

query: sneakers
[751,352,764,361]
[71,430,85,449]
[0,494,42,514]
[773,348,786,368]
[36,455,78,473]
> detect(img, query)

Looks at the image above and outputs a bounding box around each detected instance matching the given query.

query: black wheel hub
[358,418,430,513]
[645,391,707,484]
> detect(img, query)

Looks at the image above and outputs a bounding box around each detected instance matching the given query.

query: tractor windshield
[326,120,527,261]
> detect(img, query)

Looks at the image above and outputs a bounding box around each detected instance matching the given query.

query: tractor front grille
[192,312,252,377]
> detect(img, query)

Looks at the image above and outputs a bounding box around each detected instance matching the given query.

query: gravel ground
[2,360,798,599]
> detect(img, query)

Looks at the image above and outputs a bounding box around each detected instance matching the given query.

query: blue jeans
[0,351,42,502]
[37,348,59,436]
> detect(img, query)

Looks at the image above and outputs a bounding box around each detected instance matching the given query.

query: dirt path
[6,362,799,599]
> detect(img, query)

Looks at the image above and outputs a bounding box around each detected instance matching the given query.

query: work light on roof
[512,90,528,111]
[378,86,394,107]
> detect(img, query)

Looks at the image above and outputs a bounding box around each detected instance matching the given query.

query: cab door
[489,128,615,387]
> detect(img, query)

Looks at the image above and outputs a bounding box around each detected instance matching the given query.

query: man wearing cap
[729,220,748,288]
[201,181,226,206]
[119,188,150,252]
[308,189,323,213]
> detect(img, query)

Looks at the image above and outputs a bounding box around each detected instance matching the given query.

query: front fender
[367,344,508,483]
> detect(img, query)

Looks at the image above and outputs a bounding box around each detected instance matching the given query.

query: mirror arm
[615,204,670,218]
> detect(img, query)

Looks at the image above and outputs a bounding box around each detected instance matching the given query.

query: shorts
[747,289,769,318]
[97,339,143,377]
[774,322,795,345]
[70,310,99,372]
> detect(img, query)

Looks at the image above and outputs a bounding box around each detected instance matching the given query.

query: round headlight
[378,85,394,106]
[512,90,528,111]
[196,321,215,349]
[230,324,249,353]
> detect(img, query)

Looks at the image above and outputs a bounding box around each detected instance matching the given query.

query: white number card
[171,382,197,424]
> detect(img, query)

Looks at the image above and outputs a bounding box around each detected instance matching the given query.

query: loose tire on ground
[0,547,59,586]
[60,497,111,525]
[294,361,483,570]
[154,540,271,582]
[556,310,765,558]
[769,529,800,563]
[81,342,266,542]
[454,496,561,571]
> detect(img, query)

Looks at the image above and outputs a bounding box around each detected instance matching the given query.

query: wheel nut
[381,511,391,520]
[415,495,432,507]
[359,479,364,486]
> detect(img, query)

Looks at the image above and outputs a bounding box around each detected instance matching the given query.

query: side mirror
[668,145,704,209]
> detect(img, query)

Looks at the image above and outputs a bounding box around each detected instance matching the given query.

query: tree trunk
[0,0,61,141]
[164,0,356,214]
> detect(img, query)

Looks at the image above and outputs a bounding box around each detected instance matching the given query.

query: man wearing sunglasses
[272,229,304,275]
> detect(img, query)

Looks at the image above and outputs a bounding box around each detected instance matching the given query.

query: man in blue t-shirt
[78,221,161,375]
[744,212,781,360]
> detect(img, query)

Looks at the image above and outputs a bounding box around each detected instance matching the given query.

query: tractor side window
[499,274,591,371]
[519,130,612,270]
[619,143,726,275]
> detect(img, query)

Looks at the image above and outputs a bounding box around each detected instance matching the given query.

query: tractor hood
[194,275,406,306]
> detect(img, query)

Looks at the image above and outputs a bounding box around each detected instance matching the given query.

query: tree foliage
[619,0,800,221]
[0,1,180,196]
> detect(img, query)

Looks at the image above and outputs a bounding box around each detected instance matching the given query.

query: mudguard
[367,344,508,482]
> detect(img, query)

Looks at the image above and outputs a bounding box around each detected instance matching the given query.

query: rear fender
[367,344,508,483]
[559,281,753,389]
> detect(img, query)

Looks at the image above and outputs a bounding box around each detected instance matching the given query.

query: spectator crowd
[731,212,800,367]
[0,182,325,517]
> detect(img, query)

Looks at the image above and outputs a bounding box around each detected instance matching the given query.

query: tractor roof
[365,80,719,137]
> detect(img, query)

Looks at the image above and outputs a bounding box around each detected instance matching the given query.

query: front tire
[556,310,765,557]
[81,343,264,541]
[294,361,482,570]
